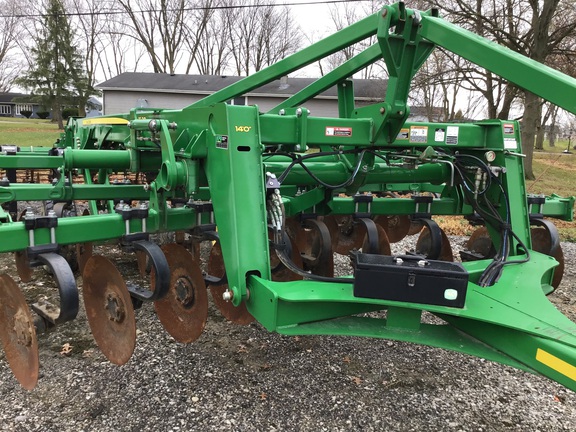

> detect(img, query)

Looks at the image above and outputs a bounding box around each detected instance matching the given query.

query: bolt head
[222,290,233,302]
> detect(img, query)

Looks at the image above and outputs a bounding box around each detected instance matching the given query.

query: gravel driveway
[0,238,574,432]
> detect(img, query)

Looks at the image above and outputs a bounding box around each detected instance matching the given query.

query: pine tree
[16,0,95,128]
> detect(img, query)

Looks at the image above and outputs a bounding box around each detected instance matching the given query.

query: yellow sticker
[396,128,409,140]
[536,348,576,381]
[82,117,129,126]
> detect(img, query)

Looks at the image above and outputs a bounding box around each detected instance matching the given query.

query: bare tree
[194,4,231,75]
[181,0,214,74]
[97,13,147,80]
[0,0,25,91]
[429,0,576,179]
[227,0,302,75]
[116,0,187,74]
[322,1,384,79]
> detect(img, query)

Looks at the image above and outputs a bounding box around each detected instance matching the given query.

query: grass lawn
[0,117,62,147]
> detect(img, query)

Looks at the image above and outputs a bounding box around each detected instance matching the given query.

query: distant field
[0,118,574,239]
[0,117,61,147]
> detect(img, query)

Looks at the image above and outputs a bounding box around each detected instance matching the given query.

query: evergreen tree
[16,0,95,128]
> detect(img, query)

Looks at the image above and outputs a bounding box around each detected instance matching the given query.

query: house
[97,73,390,118]
[0,93,41,118]
[0,93,102,119]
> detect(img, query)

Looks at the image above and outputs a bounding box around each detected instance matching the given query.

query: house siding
[103,91,205,115]
[102,90,339,117]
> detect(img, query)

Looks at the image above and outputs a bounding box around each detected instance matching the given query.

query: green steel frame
[1,2,576,391]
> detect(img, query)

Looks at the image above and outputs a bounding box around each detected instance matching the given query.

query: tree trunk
[535,125,546,150]
[548,106,558,147]
[521,91,539,180]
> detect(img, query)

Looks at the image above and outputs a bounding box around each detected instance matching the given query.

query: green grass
[0,117,62,147]
[528,144,576,241]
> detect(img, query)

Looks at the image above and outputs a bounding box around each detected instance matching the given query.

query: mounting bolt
[222,289,233,302]
[279,109,285,116]
[380,107,386,114]
[296,108,303,117]
[362,164,369,172]
[382,9,387,17]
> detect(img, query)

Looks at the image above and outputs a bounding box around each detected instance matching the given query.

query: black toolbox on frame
[352,253,469,308]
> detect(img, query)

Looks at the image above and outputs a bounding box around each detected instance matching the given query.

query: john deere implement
[0,2,575,392]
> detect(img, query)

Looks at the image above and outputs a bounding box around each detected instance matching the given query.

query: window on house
[0,105,11,115]
[15,104,33,115]
[232,97,246,106]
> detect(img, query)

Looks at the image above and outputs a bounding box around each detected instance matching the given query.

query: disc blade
[0,274,39,390]
[82,255,136,365]
[14,250,33,283]
[152,243,208,343]
[362,224,392,255]
[416,227,454,261]
[407,219,424,236]
[208,243,255,325]
[333,215,365,255]
[531,227,565,289]
[270,231,304,282]
[321,215,340,253]
[374,215,411,243]
[466,226,494,259]
[76,242,93,274]
[135,249,149,277]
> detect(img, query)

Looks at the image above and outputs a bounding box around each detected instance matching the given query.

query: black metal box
[352,253,469,308]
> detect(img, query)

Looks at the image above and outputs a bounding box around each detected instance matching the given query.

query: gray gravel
[0,238,574,432]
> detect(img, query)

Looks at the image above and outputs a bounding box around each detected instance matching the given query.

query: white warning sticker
[504,138,517,149]
[326,126,352,137]
[446,126,459,145]
[434,128,446,142]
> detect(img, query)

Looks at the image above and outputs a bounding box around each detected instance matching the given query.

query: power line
[0,0,375,19]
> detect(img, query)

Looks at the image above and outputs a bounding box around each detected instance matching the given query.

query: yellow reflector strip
[536,348,576,381]
[82,117,129,126]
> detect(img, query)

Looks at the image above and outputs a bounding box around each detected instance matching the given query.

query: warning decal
[326,127,352,137]
[503,124,515,135]
[397,128,410,140]
[409,126,428,143]
[434,128,446,142]
[446,126,459,145]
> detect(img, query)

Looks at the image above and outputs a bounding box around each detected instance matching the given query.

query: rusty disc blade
[135,250,149,277]
[82,255,136,365]
[76,242,93,274]
[14,250,33,283]
[374,215,411,243]
[0,274,39,390]
[152,244,208,343]
[333,216,365,255]
[407,219,424,236]
[531,227,565,289]
[270,231,304,282]
[362,224,392,255]
[208,243,254,325]
[321,215,340,253]
[466,226,494,258]
[416,227,454,261]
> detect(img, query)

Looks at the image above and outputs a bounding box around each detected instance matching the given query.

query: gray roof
[0,93,27,104]
[97,73,388,101]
